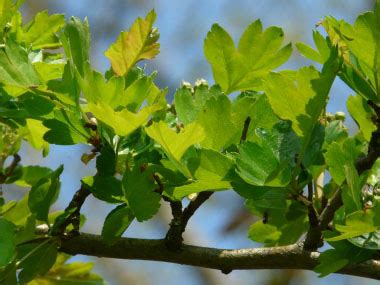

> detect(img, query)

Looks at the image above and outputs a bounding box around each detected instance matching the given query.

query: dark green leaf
[102,204,135,244]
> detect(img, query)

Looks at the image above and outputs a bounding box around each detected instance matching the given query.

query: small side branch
[51,184,91,237]
[165,191,214,251]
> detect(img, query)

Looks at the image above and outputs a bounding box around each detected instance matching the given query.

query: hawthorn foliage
[1,0,380,283]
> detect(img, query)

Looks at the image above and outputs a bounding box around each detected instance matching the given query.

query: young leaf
[0,40,40,89]
[145,121,205,162]
[20,10,65,49]
[61,17,90,77]
[88,102,161,137]
[101,204,135,244]
[105,10,159,76]
[327,210,380,242]
[204,20,291,94]
[196,95,236,150]
[264,54,338,164]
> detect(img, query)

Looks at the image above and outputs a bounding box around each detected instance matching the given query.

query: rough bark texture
[59,233,380,280]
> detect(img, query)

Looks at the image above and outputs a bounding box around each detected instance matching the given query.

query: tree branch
[58,233,380,280]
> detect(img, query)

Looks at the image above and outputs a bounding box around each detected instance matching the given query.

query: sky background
[9,0,378,284]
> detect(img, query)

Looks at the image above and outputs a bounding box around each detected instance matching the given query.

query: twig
[0,154,20,184]
[181,191,213,230]
[51,184,91,237]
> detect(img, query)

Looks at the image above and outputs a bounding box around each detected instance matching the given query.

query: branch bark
[59,233,380,280]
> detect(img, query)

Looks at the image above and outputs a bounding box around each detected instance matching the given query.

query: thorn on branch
[240,116,251,143]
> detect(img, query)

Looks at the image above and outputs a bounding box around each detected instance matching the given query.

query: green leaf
[327,210,380,242]
[29,254,105,284]
[101,204,135,244]
[43,109,91,145]
[88,102,161,137]
[123,165,160,222]
[0,40,40,89]
[15,166,52,187]
[2,194,30,226]
[21,10,65,49]
[18,240,58,283]
[231,93,279,141]
[82,176,124,204]
[96,145,116,176]
[28,165,63,222]
[233,179,287,209]
[145,121,205,162]
[105,10,159,76]
[347,94,376,141]
[171,149,233,199]
[247,202,308,246]
[314,249,350,277]
[22,119,49,155]
[61,17,90,77]
[0,218,15,267]
[264,56,338,164]
[204,20,291,94]
[174,84,221,125]
[296,31,330,64]
[196,95,236,150]
[236,123,300,187]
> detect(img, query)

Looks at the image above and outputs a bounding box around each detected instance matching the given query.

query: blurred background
[9,0,378,284]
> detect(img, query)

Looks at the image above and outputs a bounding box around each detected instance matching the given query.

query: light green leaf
[61,17,90,77]
[174,84,221,125]
[21,10,65,49]
[264,56,338,163]
[327,210,380,241]
[22,119,49,154]
[0,40,40,89]
[89,102,161,137]
[171,149,233,199]
[204,20,291,94]
[29,254,105,284]
[347,94,376,141]
[145,121,205,162]
[296,31,330,64]
[196,95,236,150]
[102,204,135,244]
[231,93,279,141]
[105,10,159,76]
[123,165,160,222]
